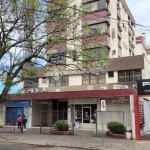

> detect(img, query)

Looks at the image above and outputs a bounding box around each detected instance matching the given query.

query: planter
[50,128,72,135]
[106,130,126,139]
[126,132,132,140]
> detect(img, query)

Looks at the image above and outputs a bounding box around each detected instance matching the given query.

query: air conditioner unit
[121,85,129,89]
[43,87,48,92]
[33,88,38,93]
[28,89,33,93]
[101,86,107,90]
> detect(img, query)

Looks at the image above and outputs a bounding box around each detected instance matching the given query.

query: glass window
[24,78,38,88]
[108,71,114,78]
[126,70,133,81]
[134,69,142,81]
[118,71,125,82]
[49,77,56,86]
[98,0,107,9]
[90,75,97,84]
[82,74,89,85]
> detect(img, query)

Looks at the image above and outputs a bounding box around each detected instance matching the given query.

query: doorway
[83,107,91,123]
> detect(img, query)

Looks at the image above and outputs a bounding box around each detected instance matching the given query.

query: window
[126,70,133,81]
[82,74,106,85]
[118,70,142,82]
[108,71,114,77]
[49,76,69,86]
[24,78,38,88]
[42,77,47,83]
[134,69,142,81]
[118,71,125,82]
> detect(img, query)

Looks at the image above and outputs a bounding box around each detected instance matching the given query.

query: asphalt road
[0,142,85,150]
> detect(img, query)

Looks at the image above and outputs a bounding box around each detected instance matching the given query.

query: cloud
[126,0,150,45]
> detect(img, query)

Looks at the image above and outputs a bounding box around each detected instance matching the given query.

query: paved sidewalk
[0,127,150,150]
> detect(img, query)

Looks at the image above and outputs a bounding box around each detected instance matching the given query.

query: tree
[0,0,108,103]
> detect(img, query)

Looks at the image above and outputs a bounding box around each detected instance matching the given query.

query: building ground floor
[1,94,133,131]
[0,89,150,140]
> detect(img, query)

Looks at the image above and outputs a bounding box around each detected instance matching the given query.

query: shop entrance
[75,104,97,129]
[83,107,90,123]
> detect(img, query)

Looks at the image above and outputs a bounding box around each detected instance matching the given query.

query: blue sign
[4,100,31,107]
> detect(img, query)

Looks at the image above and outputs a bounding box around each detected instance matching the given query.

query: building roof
[108,55,144,71]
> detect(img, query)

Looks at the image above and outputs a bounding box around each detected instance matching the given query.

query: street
[0,141,85,150]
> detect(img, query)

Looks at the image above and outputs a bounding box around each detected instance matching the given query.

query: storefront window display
[75,104,97,124]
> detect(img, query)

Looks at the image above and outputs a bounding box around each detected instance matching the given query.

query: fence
[96,111,132,137]
[0,109,25,133]
[40,110,68,134]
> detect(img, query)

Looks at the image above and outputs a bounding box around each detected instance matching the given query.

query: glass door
[82,107,91,123]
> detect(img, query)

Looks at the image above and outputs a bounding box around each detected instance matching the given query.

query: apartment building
[3,0,146,132]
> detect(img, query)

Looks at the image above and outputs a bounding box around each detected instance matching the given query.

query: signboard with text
[137,79,150,95]
[101,100,106,111]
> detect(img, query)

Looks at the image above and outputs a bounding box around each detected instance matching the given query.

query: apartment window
[49,76,69,87]
[42,77,47,83]
[82,74,105,85]
[24,78,38,88]
[118,70,142,82]
[118,71,125,82]
[134,69,142,80]
[108,71,114,78]
[126,70,133,81]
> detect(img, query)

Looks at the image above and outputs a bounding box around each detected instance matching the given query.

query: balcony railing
[128,25,135,36]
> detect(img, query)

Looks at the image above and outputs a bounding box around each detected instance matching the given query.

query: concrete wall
[0,103,5,126]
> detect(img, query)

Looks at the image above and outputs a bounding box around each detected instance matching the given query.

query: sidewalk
[0,127,150,150]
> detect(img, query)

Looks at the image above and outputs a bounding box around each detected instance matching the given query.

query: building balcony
[82,10,110,25]
[129,42,135,53]
[128,25,135,37]
[83,34,110,48]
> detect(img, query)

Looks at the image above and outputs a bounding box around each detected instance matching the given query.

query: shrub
[55,121,69,131]
[107,121,126,134]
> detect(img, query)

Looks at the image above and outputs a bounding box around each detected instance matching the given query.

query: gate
[0,108,24,133]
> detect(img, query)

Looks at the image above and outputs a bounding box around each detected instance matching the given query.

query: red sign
[101,100,106,111]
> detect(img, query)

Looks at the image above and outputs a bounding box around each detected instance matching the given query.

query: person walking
[17,115,22,129]
[23,115,27,130]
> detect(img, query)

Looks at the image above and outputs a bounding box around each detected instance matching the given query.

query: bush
[55,121,69,131]
[107,121,126,134]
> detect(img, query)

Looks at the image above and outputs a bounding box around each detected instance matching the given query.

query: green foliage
[55,121,69,131]
[107,121,126,134]
[27,68,37,77]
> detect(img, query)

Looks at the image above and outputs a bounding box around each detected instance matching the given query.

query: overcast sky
[126,0,150,45]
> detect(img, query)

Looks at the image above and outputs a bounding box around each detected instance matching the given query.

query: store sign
[139,101,145,128]
[4,100,31,107]
[101,100,106,111]
[137,79,150,95]
[70,98,97,104]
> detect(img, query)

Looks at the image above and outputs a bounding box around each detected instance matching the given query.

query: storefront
[4,100,31,128]
[69,98,98,129]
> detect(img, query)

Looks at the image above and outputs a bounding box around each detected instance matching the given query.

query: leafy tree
[0,0,108,103]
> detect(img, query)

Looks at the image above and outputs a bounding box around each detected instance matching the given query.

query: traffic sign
[101,100,106,111]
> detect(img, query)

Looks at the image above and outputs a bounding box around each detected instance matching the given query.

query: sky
[126,0,150,45]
